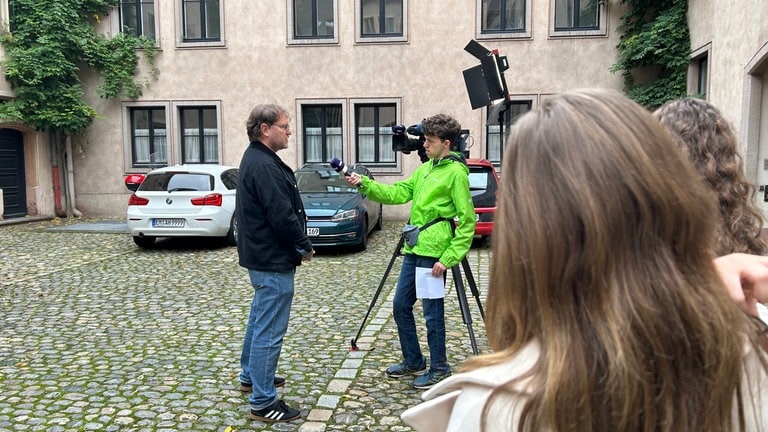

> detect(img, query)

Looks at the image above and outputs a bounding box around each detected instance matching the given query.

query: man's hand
[301,249,315,262]
[714,253,768,316]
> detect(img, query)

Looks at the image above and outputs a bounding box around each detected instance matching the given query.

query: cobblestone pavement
[0,218,490,432]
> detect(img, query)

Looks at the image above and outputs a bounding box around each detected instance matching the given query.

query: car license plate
[307,227,320,236]
[153,218,185,228]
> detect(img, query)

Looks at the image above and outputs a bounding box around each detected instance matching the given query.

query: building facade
[1,0,767,222]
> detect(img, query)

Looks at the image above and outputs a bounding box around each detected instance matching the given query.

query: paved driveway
[0,219,489,432]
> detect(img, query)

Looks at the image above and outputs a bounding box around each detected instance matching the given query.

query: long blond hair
[464,89,767,431]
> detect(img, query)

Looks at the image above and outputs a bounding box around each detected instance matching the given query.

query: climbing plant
[610,0,690,109]
[0,0,157,135]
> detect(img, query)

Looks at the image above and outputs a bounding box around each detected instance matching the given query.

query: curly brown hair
[654,98,767,255]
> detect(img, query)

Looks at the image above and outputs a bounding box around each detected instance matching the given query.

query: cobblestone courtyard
[0,219,489,432]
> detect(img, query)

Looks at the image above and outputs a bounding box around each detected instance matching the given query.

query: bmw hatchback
[125,164,239,248]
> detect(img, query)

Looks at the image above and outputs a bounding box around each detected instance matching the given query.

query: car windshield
[139,172,214,192]
[296,168,359,193]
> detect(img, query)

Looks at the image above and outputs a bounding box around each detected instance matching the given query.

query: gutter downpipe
[50,130,65,217]
[64,136,82,217]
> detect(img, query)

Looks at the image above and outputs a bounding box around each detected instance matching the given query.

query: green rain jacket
[358,153,476,268]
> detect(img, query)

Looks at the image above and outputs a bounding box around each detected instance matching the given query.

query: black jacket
[236,141,313,272]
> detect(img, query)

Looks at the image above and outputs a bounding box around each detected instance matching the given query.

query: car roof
[465,158,495,168]
[145,164,237,175]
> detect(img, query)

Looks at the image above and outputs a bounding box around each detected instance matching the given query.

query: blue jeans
[393,254,450,374]
[239,269,295,410]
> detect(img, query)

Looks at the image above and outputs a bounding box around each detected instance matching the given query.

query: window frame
[296,99,347,165]
[177,0,225,48]
[123,102,171,171]
[484,96,536,167]
[350,98,401,172]
[117,0,159,41]
[688,44,711,99]
[476,0,531,40]
[175,103,222,165]
[549,0,607,38]
[355,0,408,44]
[288,0,339,45]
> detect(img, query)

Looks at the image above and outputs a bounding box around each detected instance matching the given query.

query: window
[301,104,344,164]
[129,107,167,168]
[550,0,606,37]
[290,0,338,44]
[180,106,219,164]
[486,99,532,165]
[182,0,221,43]
[119,0,157,39]
[356,0,407,43]
[479,0,530,39]
[688,45,710,99]
[354,103,397,166]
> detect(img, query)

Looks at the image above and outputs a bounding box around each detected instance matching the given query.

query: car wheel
[355,221,369,251]
[373,204,383,231]
[133,235,156,248]
[226,215,238,246]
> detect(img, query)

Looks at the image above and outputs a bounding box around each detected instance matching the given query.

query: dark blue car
[296,163,383,251]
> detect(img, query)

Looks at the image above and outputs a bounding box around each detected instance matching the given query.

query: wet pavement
[0,218,490,431]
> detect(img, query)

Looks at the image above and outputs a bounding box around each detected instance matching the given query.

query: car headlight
[331,209,358,222]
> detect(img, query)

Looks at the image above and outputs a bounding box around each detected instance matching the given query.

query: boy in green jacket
[346,113,476,389]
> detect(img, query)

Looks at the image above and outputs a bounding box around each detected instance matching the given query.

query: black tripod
[349,233,486,354]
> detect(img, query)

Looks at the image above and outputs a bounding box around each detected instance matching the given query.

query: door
[0,129,27,218]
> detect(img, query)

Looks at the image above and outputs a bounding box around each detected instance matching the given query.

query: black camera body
[392,124,427,161]
[392,123,469,162]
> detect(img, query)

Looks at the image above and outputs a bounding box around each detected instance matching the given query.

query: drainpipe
[50,130,65,217]
[64,136,82,217]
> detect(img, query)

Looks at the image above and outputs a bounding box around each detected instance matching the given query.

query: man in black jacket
[236,104,314,423]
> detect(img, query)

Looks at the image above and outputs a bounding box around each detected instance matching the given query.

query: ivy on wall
[610,0,690,109]
[0,0,156,135]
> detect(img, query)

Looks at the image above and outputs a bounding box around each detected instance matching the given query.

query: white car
[125,164,239,248]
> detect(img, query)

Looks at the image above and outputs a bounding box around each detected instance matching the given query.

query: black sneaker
[249,399,301,422]
[240,376,286,392]
[385,360,427,378]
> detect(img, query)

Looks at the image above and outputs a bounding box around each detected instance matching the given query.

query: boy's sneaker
[385,360,427,378]
[412,370,452,389]
[249,399,301,422]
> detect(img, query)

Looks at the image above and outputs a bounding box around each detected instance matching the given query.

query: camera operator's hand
[346,172,363,187]
[432,261,447,277]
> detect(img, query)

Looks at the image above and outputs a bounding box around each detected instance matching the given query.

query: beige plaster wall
[687,0,768,125]
[73,0,627,218]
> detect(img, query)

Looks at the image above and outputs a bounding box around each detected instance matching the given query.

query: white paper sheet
[415,266,446,299]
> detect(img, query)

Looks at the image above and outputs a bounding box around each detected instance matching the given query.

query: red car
[466,158,499,239]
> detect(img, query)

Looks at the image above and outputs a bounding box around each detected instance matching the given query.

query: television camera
[391,123,470,163]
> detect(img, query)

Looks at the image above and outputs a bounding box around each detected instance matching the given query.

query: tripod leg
[350,235,405,351]
[451,265,479,355]
[461,257,485,321]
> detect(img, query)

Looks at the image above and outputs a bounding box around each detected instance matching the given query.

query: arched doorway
[0,129,26,218]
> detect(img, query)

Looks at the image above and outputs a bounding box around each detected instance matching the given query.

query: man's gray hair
[246,104,290,141]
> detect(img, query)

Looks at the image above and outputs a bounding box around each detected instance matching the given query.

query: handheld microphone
[329,157,351,176]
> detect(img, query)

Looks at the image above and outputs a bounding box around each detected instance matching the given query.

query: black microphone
[329,157,351,176]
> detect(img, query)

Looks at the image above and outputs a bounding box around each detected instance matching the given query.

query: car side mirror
[124,174,146,192]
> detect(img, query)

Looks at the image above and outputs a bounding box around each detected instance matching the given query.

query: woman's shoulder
[401,342,540,432]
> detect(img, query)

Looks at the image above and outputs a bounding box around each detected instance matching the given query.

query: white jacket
[401,341,768,432]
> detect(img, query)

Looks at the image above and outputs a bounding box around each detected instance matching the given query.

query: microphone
[329,157,351,176]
